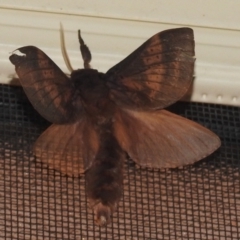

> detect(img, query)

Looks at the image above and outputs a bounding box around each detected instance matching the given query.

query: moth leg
[78,30,92,69]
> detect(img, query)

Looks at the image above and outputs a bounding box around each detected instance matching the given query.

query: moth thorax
[71,68,99,83]
[72,69,103,94]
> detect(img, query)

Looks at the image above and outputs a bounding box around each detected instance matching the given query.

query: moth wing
[34,119,99,176]
[105,28,195,110]
[114,109,221,168]
[9,46,83,124]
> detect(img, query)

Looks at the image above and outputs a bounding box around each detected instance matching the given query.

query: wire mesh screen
[0,83,239,239]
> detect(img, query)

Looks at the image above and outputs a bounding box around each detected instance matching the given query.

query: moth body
[9,27,221,226]
[71,68,124,226]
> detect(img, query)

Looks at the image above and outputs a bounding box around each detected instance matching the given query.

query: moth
[9,27,221,226]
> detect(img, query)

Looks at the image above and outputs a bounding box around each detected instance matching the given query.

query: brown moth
[9,28,221,226]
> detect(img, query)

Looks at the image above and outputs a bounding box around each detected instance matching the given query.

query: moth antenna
[78,30,92,69]
[60,23,74,73]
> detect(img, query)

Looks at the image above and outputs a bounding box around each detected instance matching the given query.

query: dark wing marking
[105,28,195,110]
[9,46,83,123]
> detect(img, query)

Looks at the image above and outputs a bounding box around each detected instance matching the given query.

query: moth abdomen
[85,124,124,226]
